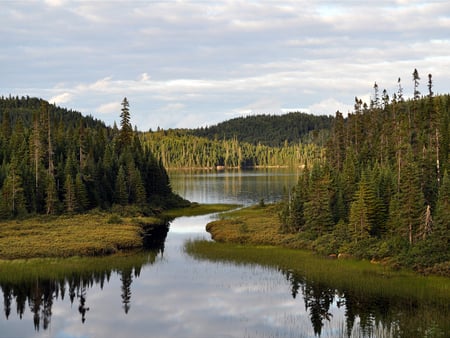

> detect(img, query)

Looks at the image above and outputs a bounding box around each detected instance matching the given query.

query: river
[0,169,448,337]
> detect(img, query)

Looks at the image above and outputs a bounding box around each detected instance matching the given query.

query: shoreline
[204,203,450,278]
[0,203,236,261]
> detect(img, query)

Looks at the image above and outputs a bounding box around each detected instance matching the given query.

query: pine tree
[303,165,334,237]
[64,174,76,213]
[75,173,89,211]
[45,173,58,215]
[115,166,128,206]
[0,156,26,217]
[348,181,370,242]
[118,97,132,149]
[391,147,425,245]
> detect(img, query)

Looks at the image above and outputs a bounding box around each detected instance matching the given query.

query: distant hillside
[190,112,334,147]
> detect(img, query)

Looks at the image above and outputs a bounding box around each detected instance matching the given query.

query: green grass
[206,204,301,247]
[0,250,158,284]
[0,212,164,259]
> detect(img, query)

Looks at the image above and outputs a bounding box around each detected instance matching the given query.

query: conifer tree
[64,174,76,213]
[115,166,128,206]
[392,147,425,245]
[75,173,89,211]
[0,156,26,217]
[303,164,334,237]
[118,97,132,149]
[348,186,370,242]
[45,173,58,215]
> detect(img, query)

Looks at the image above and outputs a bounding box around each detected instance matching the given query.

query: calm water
[0,169,447,337]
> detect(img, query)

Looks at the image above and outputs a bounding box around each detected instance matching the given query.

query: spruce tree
[118,97,132,149]
[303,164,334,237]
[64,174,76,213]
[115,166,128,206]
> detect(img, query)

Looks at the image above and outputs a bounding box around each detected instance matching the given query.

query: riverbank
[206,203,450,277]
[0,204,236,260]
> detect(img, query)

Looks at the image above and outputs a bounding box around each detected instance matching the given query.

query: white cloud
[2,0,450,130]
[97,101,121,115]
[49,92,72,105]
[307,98,353,117]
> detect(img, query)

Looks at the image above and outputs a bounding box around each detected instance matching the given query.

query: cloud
[307,98,353,117]
[2,1,450,131]
[97,101,121,115]
[49,92,72,105]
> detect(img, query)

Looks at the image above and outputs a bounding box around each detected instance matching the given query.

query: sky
[1,0,450,131]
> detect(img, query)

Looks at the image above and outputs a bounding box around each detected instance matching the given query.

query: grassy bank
[206,203,300,247]
[0,212,152,259]
[185,239,450,336]
[185,240,450,307]
[0,250,157,284]
[0,203,236,260]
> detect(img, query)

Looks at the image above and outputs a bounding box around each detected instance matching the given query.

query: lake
[0,168,448,337]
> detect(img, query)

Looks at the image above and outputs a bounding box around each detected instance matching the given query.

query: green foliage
[0,96,181,219]
[143,130,325,169]
[191,112,334,147]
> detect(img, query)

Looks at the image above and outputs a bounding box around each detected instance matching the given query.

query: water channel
[0,169,448,337]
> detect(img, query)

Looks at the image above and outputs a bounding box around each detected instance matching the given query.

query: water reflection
[1,170,448,337]
[0,223,168,333]
[280,268,448,337]
[169,168,301,205]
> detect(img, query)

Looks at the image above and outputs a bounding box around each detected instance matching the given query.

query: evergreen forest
[278,71,449,274]
[190,112,334,146]
[0,96,184,219]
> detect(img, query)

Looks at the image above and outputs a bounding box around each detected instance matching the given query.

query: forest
[190,112,334,146]
[278,71,449,274]
[143,112,331,169]
[143,129,325,169]
[0,96,185,219]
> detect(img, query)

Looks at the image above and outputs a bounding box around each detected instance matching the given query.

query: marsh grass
[185,240,450,308]
[0,250,157,284]
[0,212,164,259]
[190,202,450,308]
[207,204,300,247]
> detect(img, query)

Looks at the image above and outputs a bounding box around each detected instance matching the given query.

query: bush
[107,214,123,224]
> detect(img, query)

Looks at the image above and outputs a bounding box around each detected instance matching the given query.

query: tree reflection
[281,268,445,337]
[120,268,133,314]
[0,220,168,331]
[0,248,162,331]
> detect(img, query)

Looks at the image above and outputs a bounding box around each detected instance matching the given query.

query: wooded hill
[279,72,449,274]
[143,112,331,169]
[0,96,184,219]
[190,112,333,146]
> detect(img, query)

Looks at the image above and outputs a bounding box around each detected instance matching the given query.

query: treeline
[190,112,333,147]
[0,96,182,219]
[279,71,449,273]
[143,129,325,169]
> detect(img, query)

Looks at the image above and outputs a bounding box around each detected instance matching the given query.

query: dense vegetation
[279,71,449,274]
[0,96,185,219]
[143,129,324,169]
[190,112,333,146]
[143,112,331,169]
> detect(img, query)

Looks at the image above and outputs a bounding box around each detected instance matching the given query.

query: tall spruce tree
[118,97,132,149]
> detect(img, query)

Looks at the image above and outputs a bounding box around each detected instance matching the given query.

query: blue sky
[2,0,449,130]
